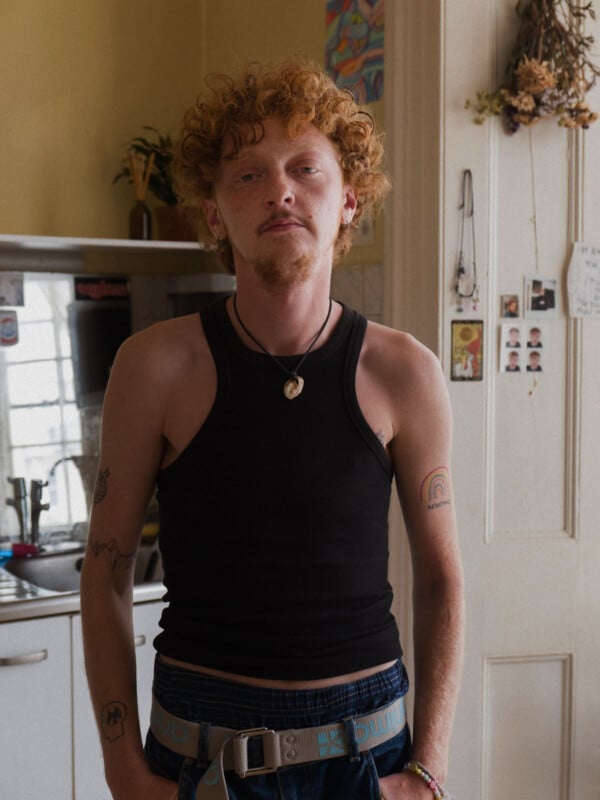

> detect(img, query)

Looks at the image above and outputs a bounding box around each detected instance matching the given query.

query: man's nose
[264,169,294,206]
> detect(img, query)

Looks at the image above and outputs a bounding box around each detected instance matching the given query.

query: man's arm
[379,338,465,799]
[80,330,178,800]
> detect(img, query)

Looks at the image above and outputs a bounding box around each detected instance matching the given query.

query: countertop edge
[0,579,165,623]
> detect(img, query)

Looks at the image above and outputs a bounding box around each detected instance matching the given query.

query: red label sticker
[0,310,18,346]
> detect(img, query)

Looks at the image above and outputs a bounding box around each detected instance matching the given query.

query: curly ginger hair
[174,59,390,271]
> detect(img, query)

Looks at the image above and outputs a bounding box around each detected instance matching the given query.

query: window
[1,275,88,537]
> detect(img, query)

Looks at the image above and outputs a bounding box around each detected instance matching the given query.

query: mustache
[257,212,307,234]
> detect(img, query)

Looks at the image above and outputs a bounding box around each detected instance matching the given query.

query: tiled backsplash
[331,263,384,323]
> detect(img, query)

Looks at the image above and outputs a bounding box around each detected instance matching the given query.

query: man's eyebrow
[221,145,327,163]
[220,149,266,163]
[221,150,245,162]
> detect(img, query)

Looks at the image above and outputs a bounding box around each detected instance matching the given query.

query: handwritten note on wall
[567,242,600,317]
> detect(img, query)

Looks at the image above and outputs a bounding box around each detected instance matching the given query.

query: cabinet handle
[134,635,146,648]
[0,649,48,667]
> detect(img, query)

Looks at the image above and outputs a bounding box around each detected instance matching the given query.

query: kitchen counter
[0,567,165,623]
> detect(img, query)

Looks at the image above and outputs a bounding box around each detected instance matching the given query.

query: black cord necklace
[232,293,333,400]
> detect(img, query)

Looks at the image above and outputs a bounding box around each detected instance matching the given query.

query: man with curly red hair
[81,60,463,800]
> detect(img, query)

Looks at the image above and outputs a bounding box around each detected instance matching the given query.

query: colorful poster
[325,0,384,103]
[451,320,484,381]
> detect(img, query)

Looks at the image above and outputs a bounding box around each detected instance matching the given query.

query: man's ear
[342,187,358,224]
[202,199,225,240]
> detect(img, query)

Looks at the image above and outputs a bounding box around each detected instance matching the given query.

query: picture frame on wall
[451,320,484,381]
[500,293,520,318]
[524,276,558,319]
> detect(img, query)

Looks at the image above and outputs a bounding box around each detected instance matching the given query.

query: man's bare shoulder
[363,320,442,388]
[114,313,209,382]
[103,312,217,463]
[362,322,452,474]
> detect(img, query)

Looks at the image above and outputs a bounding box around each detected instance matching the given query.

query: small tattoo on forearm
[101,700,128,743]
[91,538,136,571]
[93,467,110,505]
[420,466,452,510]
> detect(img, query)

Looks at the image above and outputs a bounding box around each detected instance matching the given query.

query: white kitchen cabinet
[72,601,162,800]
[0,616,73,798]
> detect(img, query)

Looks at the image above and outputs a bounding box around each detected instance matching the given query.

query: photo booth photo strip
[499,322,546,373]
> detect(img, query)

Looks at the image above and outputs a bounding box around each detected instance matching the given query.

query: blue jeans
[144,657,411,799]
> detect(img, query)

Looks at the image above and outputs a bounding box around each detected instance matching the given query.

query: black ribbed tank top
[154,299,402,680]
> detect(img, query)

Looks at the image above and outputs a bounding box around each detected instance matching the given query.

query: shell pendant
[283,375,304,400]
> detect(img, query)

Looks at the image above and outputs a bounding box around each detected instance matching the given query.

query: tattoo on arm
[100,700,128,743]
[90,538,137,571]
[90,467,137,570]
[93,467,111,505]
[420,466,452,510]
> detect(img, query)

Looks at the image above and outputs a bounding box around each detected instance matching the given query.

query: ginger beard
[253,252,315,290]
[234,223,342,292]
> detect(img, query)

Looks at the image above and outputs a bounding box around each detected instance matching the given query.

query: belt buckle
[233,727,278,778]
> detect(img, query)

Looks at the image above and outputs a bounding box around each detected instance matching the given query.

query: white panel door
[385,3,600,798]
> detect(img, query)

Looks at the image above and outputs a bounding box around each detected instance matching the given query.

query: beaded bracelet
[404,760,453,799]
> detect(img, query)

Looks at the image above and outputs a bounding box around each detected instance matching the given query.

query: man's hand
[379,769,435,799]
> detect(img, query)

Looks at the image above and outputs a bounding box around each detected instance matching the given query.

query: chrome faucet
[30,479,50,548]
[6,477,28,542]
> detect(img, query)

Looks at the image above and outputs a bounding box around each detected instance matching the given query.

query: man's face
[508,328,519,344]
[509,352,519,368]
[530,329,540,344]
[203,117,357,290]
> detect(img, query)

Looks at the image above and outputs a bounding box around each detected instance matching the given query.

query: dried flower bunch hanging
[467,0,600,133]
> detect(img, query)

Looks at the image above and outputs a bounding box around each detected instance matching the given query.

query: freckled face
[203,117,357,288]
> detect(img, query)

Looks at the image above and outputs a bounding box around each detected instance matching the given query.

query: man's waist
[154,611,402,681]
[158,654,399,690]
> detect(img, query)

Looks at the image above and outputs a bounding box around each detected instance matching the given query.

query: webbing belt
[150,693,407,800]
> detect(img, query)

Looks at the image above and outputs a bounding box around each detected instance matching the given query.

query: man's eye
[297,166,318,174]
[239,173,257,183]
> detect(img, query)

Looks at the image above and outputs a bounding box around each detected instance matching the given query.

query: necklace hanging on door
[232,294,333,400]
[455,169,480,312]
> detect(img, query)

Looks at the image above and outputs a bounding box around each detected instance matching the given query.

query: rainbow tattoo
[420,466,451,510]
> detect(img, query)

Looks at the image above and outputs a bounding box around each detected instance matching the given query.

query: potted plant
[113,126,198,241]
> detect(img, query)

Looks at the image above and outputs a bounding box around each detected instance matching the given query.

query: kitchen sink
[4,540,163,592]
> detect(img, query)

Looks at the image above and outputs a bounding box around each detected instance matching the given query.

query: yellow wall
[1,0,383,264]
[0,0,206,238]
[204,0,325,71]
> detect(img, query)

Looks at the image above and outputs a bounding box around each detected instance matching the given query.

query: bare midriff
[158,655,398,690]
